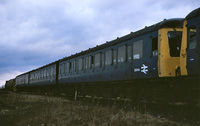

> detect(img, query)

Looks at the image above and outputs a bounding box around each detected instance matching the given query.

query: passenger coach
[58,18,184,84]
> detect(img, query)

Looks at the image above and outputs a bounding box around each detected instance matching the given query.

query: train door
[149,32,158,78]
[132,32,158,79]
[186,16,200,76]
[158,28,183,77]
[132,38,145,79]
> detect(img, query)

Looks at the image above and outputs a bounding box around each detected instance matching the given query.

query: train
[5,8,200,104]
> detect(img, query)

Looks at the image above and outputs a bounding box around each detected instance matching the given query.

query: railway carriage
[29,63,57,86]
[5,79,15,91]
[58,18,184,84]
[56,18,184,99]
[15,73,29,91]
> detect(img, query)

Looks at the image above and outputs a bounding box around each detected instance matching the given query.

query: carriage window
[95,53,101,67]
[105,50,112,65]
[63,63,66,73]
[59,64,62,74]
[82,58,85,70]
[152,37,158,56]
[127,46,132,61]
[89,55,94,69]
[39,71,41,79]
[188,27,196,49]
[54,66,56,75]
[66,62,69,73]
[30,74,32,81]
[48,68,51,77]
[34,73,36,80]
[41,70,43,78]
[61,64,64,74]
[78,58,83,70]
[113,50,117,64]
[35,73,37,80]
[46,69,49,78]
[101,53,105,67]
[72,60,76,72]
[51,67,54,76]
[47,68,49,77]
[168,31,182,57]
[66,62,70,73]
[62,64,65,74]
[133,40,143,59]
[118,46,126,63]
[42,70,45,78]
[85,56,89,69]
[40,71,42,79]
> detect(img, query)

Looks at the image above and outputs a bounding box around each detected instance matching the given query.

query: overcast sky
[0,0,199,87]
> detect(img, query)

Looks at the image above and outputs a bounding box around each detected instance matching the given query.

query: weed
[0,92,194,126]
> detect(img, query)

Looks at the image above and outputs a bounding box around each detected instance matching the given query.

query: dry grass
[0,92,195,126]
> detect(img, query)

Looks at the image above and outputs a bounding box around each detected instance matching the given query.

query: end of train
[5,79,16,91]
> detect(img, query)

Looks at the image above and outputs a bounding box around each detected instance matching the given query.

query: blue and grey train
[5,8,200,104]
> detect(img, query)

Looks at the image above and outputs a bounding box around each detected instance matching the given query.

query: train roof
[60,18,183,61]
[6,79,15,82]
[16,60,59,78]
[186,8,200,19]
[16,18,184,76]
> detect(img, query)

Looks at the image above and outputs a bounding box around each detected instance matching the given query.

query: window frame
[188,26,197,49]
[95,53,101,68]
[117,45,126,63]
[133,40,143,60]
[105,50,113,65]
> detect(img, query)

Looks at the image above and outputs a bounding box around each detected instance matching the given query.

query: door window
[168,31,182,57]
[133,40,143,60]
[188,27,197,49]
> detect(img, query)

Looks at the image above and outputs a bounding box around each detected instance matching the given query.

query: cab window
[168,31,182,57]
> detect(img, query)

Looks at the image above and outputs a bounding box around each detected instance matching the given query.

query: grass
[0,92,195,126]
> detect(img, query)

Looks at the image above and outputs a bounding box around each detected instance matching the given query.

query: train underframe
[16,76,199,107]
